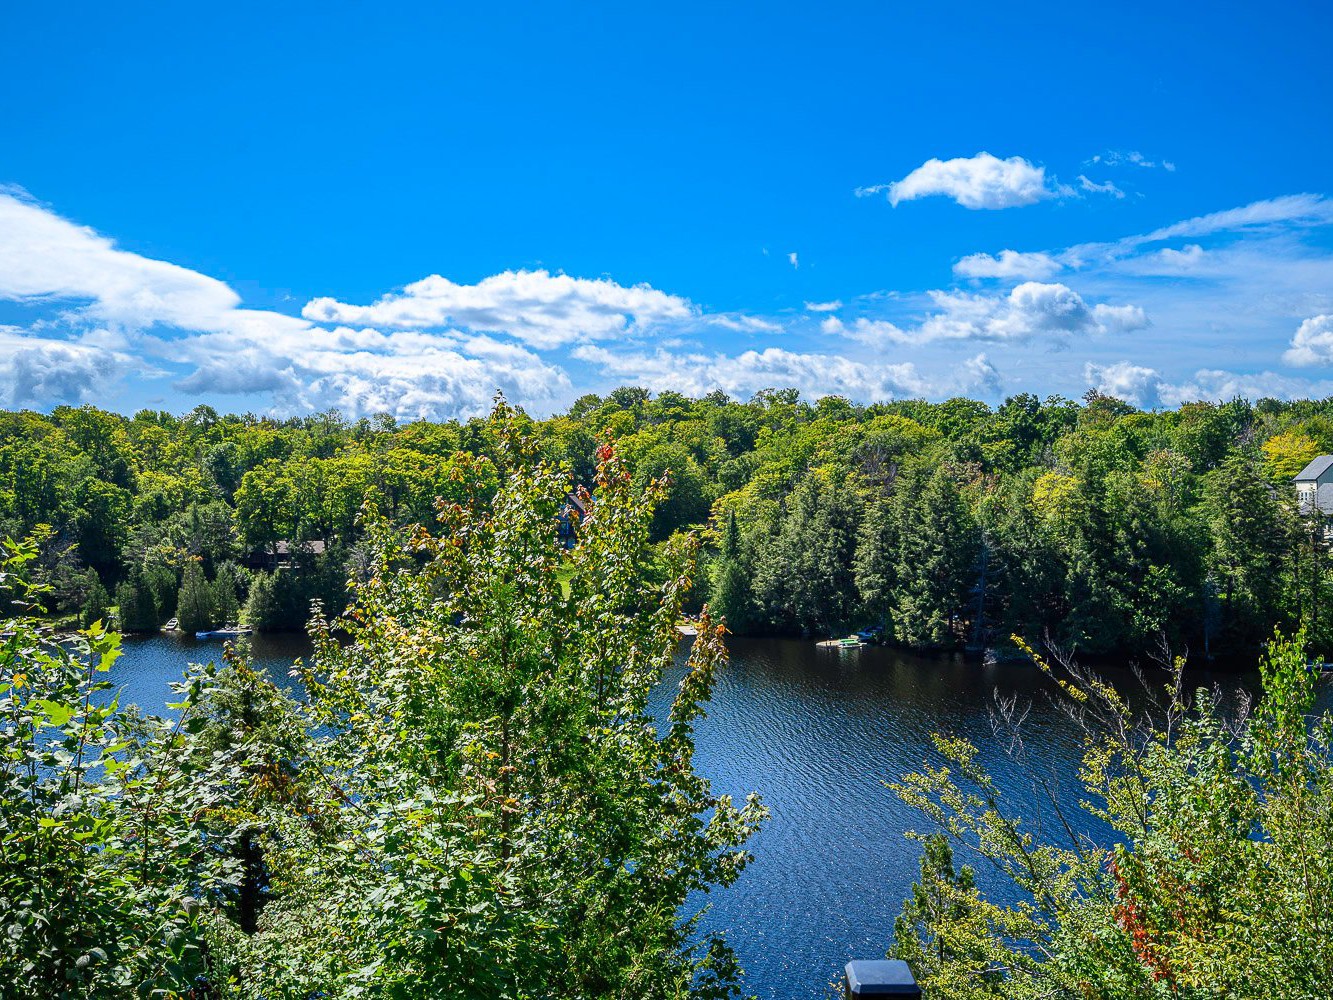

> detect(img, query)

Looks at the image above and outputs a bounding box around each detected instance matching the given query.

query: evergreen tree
[890,467,979,648]
[177,559,215,632]
[81,578,111,628]
[708,509,755,633]
[753,468,862,634]
[211,572,239,626]
[1206,452,1292,649]
[854,497,899,631]
[114,570,159,632]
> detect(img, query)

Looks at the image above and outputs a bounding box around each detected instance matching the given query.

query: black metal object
[844,959,921,997]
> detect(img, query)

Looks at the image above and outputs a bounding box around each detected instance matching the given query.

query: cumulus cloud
[826,282,1148,346]
[787,252,799,269]
[0,190,744,418]
[954,249,1061,280]
[963,352,1003,395]
[1167,368,1333,402]
[857,153,1060,210]
[0,326,132,407]
[302,269,696,350]
[1085,360,1166,408]
[1085,359,1333,409]
[1283,315,1333,366]
[804,300,842,312]
[572,344,932,401]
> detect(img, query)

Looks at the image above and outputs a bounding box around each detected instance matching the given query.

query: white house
[1294,455,1333,515]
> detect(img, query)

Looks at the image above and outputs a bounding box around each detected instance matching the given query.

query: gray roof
[1294,455,1333,482]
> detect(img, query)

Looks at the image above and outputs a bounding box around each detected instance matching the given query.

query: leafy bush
[889,630,1333,998]
[0,404,764,999]
[0,537,224,995]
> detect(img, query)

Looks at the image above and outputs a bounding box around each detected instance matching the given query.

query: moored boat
[195,625,253,640]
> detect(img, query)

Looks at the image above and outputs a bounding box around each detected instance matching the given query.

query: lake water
[110,632,1287,999]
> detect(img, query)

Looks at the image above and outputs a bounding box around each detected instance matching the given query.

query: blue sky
[2,1,1332,418]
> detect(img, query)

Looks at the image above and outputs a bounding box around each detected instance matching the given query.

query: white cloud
[1093,195,1333,266]
[954,249,1061,280]
[713,314,783,333]
[1164,368,1333,404]
[1085,360,1166,407]
[963,352,1002,395]
[0,190,589,419]
[821,315,906,346]
[1086,359,1333,409]
[787,252,799,269]
[827,282,1147,346]
[1283,315,1333,366]
[1077,175,1125,199]
[0,189,304,343]
[0,326,133,407]
[858,152,1060,210]
[804,300,843,312]
[1089,150,1173,171]
[1155,244,1205,268]
[573,344,932,401]
[302,269,696,350]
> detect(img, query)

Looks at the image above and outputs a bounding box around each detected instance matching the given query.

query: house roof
[274,539,327,555]
[1294,455,1333,482]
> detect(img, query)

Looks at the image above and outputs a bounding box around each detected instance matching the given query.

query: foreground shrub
[890,631,1333,999]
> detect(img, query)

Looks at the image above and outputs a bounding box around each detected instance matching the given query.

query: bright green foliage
[1261,429,1321,481]
[0,406,766,998]
[3,389,1333,653]
[211,571,239,626]
[889,630,1333,998]
[210,406,765,998]
[707,510,755,634]
[0,537,225,996]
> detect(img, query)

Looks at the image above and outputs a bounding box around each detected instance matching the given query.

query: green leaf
[34,699,74,727]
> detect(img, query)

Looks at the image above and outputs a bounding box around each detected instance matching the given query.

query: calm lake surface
[110,632,1299,999]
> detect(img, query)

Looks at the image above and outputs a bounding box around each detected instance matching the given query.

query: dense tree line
[2,388,1331,656]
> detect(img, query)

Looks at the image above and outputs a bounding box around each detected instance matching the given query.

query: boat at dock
[816,634,865,649]
[195,625,253,640]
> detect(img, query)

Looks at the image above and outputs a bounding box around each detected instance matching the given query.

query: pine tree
[752,469,862,634]
[708,510,754,633]
[891,467,979,648]
[212,573,239,626]
[177,560,215,633]
[81,578,111,628]
[1206,452,1292,647]
[854,498,899,631]
[115,570,159,632]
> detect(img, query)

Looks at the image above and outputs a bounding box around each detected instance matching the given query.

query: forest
[1,387,1331,660]
[7,403,1333,999]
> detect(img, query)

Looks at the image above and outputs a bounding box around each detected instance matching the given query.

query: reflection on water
[110,632,1290,999]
